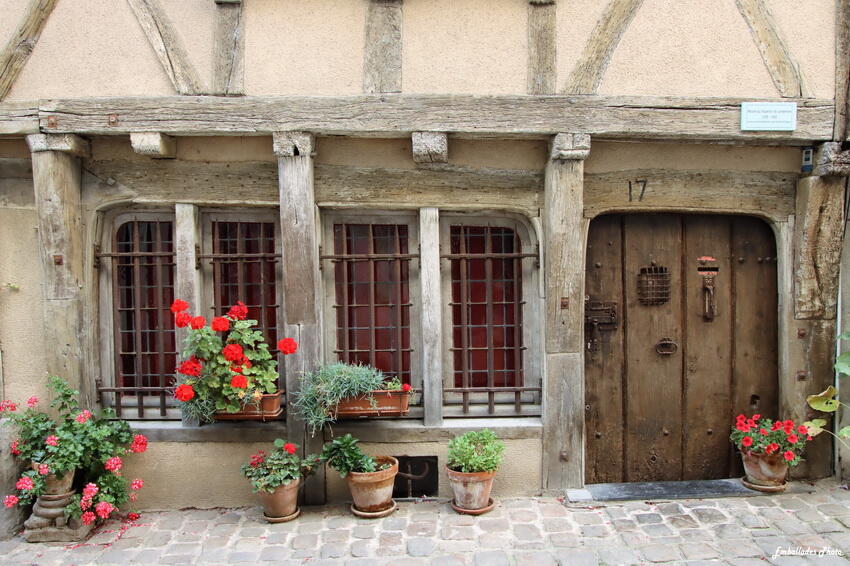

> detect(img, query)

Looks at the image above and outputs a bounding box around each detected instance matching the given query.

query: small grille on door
[637,266,670,305]
[392,456,439,498]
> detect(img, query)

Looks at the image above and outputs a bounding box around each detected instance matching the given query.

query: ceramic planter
[741,450,788,492]
[257,478,300,523]
[346,456,399,518]
[334,390,410,419]
[214,391,283,422]
[446,466,496,515]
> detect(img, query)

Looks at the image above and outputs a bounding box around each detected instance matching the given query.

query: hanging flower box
[334,389,411,419]
[214,391,284,422]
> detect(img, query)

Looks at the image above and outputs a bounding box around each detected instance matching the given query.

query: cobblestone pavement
[2,480,850,565]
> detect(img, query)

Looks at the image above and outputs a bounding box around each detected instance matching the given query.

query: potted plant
[730,413,811,492]
[2,376,148,541]
[802,331,850,454]
[321,434,398,518]
[240,439,320,523]
[445,429,504,515]
[171,299,298,423]
[293,363,412,435]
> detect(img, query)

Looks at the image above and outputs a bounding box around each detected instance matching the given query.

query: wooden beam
[0,0,58,101]
[550,133,590,160]
[734,0,809,98]
[130,132,176,158]
[174,203,202,426]
[527,1,556,95]
[212,0,244,95]
[794,175,846,319]
[836,1,850,140]
[0,101,38,134]
[563,0,644,94]
[363,0,403,93]
[275,132,324,504]
[542,133,589,491]
[26,133,89,158]
[37,95,835,143]
[126,0,202,95]
[813,142,850,176]
[412,132,448,163]
[419,207,443,426]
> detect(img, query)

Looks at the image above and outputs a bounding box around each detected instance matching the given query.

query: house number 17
[627,179,648,201]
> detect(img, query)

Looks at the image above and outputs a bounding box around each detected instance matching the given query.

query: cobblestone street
[2,480,850,565]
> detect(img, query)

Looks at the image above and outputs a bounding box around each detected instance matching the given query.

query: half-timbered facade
[0,0,848,509]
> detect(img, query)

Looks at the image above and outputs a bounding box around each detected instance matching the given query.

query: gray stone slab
[585,479,813,502]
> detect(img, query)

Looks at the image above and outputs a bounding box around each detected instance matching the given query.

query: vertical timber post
[274,131,325,504]
[174,203,202,426]
[25,133,90,403]
[419,207,443,425]
[542,133,590,493]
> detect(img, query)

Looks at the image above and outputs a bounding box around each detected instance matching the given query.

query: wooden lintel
[26,133,89,157]
[363,0,403,93]
[550,133,590,161]
[813,142,850,177]
[130,132,176,158]
[0,101,38,134]
[0,0,58,101]
[35,95,834,143]
[412,132,448,163]
[126,0,202,95]
[563,0,644,94]
[272,131,315,157]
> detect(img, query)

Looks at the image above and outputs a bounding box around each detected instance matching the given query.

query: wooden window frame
[320,211,424,417]
[97,209,181,420]
[439,213,543,417]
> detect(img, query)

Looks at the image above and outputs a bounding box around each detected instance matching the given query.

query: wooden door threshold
[568,478,816,502]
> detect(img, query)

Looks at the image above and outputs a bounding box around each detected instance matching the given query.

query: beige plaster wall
[244,0,366,95]
[161,0,216,95]
[771,0,835,99]
[0,0,28,50]
[403,0,527,94]
[5,0,173,101]
[326,439,542,502]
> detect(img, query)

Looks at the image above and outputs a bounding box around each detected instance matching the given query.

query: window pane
[332,223,411,384]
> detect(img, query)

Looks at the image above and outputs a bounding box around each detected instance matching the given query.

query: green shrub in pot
[447,429,505,473]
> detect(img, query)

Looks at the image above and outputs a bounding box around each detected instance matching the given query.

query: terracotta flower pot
[214,391,283,422]
[31,463,74,495]
[257,477,300,522]
[346,456,398,517]
[741,450,788,492]
[446,466,496,513]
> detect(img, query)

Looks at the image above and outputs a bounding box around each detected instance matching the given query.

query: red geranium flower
[4,495,18,508]
[45,435,58,447]
[15,477,33,491]
[278,338,298,355]
[170,299,189,313]
[131,478,144,491]
[81,511,96,525]
[175,312,192,328]
[250,451,266,467]
[130,434,148,453]
[787,434,799,443]
[741,436,753,447]
[104,456,123,473]
[82,483,99,498]
[284,443,297,455]
[227,301,248,320]
[190,316,206,330]
[752,414,761,421]
[402,383,412,392]
[783,450,795,462]
[765,442,779,454]
[759,428,768,435]
[222,344,244,362]
[127,512,141,522]
[174,384,195,402]
[211,317,230,332]
[177,356,203,377]
[798,425,808,434]
[230,375,248,389]
[10,441,20,456]
[38,464,49,476]
[95,501,116,519]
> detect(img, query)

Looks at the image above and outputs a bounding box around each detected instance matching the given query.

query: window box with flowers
[730,413,812,492]
[171,299,298,424]
[1,377,148,542]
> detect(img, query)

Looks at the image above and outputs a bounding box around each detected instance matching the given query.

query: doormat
[572,478,815,502]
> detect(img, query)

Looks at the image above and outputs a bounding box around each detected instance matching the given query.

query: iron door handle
[655,338,678,355]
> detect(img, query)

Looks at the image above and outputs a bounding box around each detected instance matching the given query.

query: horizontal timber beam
[33,95,833,144]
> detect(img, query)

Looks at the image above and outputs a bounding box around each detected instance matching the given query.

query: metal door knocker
[697,256,719,320]
[655,338,678,355]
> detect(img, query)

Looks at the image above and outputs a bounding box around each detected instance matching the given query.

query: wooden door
[584,214,778,483]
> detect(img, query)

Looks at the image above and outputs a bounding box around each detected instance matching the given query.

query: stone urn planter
[24,467,93,542]
[257,478,300,523]
[740,451,788,492]
[446,467,497,515]
[346,456,399,518]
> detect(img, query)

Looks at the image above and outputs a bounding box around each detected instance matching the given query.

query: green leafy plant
[729,413,811,466]
[320,434,387,478]
[805,331,850,451]
[2,376,148,526]
[171,299,297,423]
[447,429,505,473]
[240,439,320,493]
[293,363,388,435]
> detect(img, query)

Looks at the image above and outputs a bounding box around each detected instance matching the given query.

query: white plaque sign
[740,102,797,131]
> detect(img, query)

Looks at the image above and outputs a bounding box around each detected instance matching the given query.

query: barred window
[328,223,413,383]
[100,218,177,418]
